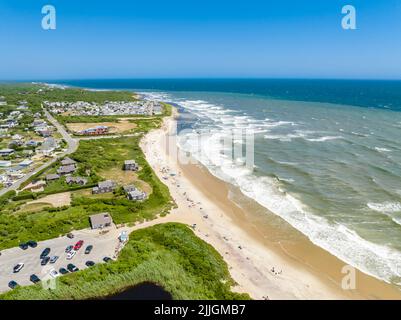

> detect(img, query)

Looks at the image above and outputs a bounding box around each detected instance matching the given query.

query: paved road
[0,226,126,293]
[43,109,78,154]
[0,109,78,197]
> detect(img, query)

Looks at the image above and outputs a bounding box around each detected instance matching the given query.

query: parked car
[84,245,93,254]
[74,240,84,251]
[85,261,95,267]
[66,250,76,260]
[67,264,79,272]
[50,256,59,264]
[49,269,60,278]
[67,233,74,239]
[19,243,28,250]
[27,240,37,248]
[13,263,24,273]
[40,248,51,259]
[103,257,112,263]
[65,245,73,253]
[8,281,18,289]
[41,256,50,266]
[30,274,40,283]
[59,267,69,275]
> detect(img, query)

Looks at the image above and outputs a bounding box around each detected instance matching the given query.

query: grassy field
[0,223,250,300]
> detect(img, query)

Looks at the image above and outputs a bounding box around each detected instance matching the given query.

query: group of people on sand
[271,267,282,275]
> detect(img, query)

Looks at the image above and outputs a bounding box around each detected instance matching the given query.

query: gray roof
[89,213,113,227]
[128,190,146,200]
[66,176,87,184]
[61,157,76,166]
[98,180,116,189]
[124,160,137,165]
[46,173,60,180]
[57,164,76,174]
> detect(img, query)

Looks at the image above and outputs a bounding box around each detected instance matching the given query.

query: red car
[74,240,84,251]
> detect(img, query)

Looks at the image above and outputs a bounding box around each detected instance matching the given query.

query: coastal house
[124,185,147,201]
[8,140,24,148]
[37,137,58,156]
[127,189,147,201]
[0,149,15,157]
[46,173,60,182]
[92,180,116,194]
[123,160,139,171]
[66,176,88,186]
[6,120,18,128]
[32,119,47,127]
[89,213,113,229]
[57,164,76,175]
[37,129,52,137]
[61,157,76,166]
[78,126,109,136]
[18,159,33,167]
[25,140,38,148]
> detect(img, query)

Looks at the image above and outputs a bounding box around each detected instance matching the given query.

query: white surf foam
[155,93,401,285]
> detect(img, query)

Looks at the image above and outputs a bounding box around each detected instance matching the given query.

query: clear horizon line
[2,77,401,82]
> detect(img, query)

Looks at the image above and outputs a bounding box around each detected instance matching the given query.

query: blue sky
[0,0,400,80]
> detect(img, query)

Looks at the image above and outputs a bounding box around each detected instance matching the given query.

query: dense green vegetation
[0,223,250,300]
[0,135,173,250]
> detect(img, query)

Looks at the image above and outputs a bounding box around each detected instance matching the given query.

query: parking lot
[0,225,127,293]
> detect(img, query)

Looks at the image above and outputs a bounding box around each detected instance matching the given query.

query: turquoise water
[58,79,401,286]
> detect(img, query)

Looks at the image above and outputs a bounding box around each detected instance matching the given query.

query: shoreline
[140,107,401,300]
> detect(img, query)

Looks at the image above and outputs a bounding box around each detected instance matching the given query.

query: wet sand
[140,108,401,300]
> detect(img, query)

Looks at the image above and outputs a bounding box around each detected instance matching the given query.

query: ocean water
[57,79,401,286]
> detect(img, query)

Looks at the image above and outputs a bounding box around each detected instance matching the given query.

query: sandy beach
[140,108,401,300]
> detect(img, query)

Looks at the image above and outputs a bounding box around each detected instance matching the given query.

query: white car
[66,250,76,260]
[13,263,24,273]
[49,269,60,278]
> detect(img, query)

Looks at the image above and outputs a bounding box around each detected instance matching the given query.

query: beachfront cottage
[57,164,76,175]
[89,213,113,229]
[126,187,147,201]
[92,180,116,194]
[127,189,147,201]
[123,160,139,171]
[61,157,76,166]
[66,176,88,186]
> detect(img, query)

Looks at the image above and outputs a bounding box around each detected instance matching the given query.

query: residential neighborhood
[0,84,175,299]
[0,101,66,189]
[44,99,163,116]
